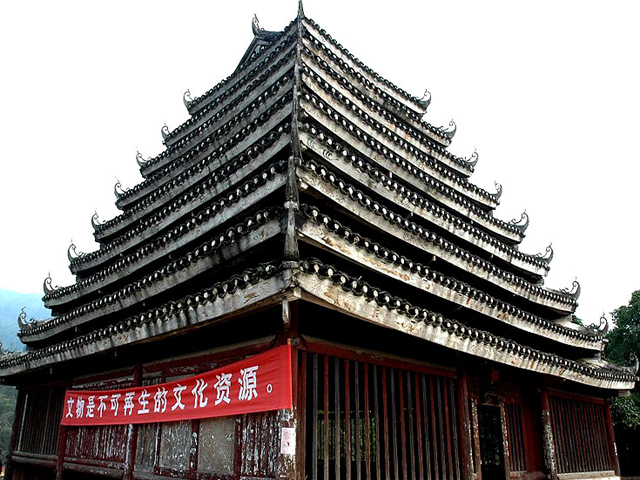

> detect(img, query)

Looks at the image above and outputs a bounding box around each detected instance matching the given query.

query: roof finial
[298,0,305,19]
[252,14,262,36]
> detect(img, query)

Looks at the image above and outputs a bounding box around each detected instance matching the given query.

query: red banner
[61,345,292,426]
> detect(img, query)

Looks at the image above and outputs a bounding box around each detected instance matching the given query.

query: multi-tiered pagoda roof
[2,7,635,392]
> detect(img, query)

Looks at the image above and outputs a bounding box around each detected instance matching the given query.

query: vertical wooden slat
[605,402,621,475]
[324,356,330,480]
[429,377,439,480]
[448,380,461,480]
[398,372,408,480]
[345,359,352,480]
[435,378,446,480]
[390,369,400,480]
[335,357,342,480]
[421,376,433,480]
[355,361,362,480]
[406,372,416,480]
[456,371,472,480]
[382,367,391,480]
[442,379,453,480]
[312,354,319,480]
[414,373,425,480]
[374,365,382,480]
[299,351,308,480]
[499,402,511,480]
[364,364,372,480]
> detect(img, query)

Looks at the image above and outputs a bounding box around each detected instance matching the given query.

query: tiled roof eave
[296,263,635,390]
[295,164,575,313]
[1,265,294,378]
[96,91,294,242]
[28,212,284,343]
[118,62,297,210]
[297,210,601,351]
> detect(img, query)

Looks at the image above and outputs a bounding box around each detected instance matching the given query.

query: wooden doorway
[477,404,506,480]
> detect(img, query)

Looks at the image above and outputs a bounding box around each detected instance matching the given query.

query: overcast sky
[1,1,638,327]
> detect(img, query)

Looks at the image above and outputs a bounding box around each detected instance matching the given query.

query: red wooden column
[604,402,621,476]
[456,367,474,480]
[540,388,557,480]
[278,297,300,480]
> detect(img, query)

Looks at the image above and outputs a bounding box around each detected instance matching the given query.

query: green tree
[605,290,640,475]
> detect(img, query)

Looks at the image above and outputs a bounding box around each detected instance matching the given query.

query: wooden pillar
[540,388,557,480]
[4,387,26,480]
[456,368,473,480]
[278,297,300,480]
[123,362,142,480]
[604,402,621,476]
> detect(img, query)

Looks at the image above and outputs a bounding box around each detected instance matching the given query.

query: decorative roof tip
[68,241,85,263]
[622,354,640,376]
[252,14,262,36]
[492,182,503,202]
[536,243,554,265]
[463,149,479,169]
[561,279,581,300]
[298,0,304,19]
[43,272,57,295]
[509,211,529,233]
[598,314,609,336]
[161,123,170,141]
[136,151,149,168]
[439,120,456,140]
[17,307,36,330]
[417,89,431,111]
[114,178,128,200]
[183,89,193,109]
[91,212,101,230]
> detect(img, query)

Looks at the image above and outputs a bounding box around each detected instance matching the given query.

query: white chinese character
[238,366,259,401]
[124,392,135,416]
[97,395,108,417]
[86,396,95,418]
[191,379,208,408]
[214,373,232,405]
[110,393,121,416]
[172,384,186,411]
[76,397,85,418]
[138,389,150,414]
[65,396,75,418]
[154,387,168,413]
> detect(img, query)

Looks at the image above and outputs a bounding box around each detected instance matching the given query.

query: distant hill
[0,289,50,352]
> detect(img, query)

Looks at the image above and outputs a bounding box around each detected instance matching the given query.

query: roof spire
[298,0,304,19]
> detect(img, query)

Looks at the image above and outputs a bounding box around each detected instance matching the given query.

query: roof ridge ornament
[17,307,36,330]
[183,89,193,109]
[136,151,149,168]
[463,149,479,169]
[114,178,128,200]
[91,212,102,230]
[43,272,58,295]
[417,89,431,111]
[439,120,457,140]
[623,354,639,376]
[598,314,609,336]
[68,240,85,263]
[535,243,554,265]
[509,211,530,233]
[560,279,581,300]
[491,182,503,202]
[252,14,262,36]
[161,123,170,141]
[298,0,305,18]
